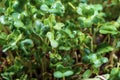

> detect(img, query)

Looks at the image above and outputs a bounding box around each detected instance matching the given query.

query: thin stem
[68,2,76,10]
[117,63,120,69]
[74,51,78,63]
[91,37,94,52]
[41,59,45,79]
[108,34,111,44]
[90,27,94,52]
[63,76,65,80]
[8,51,14,64]
[109,38,117,65]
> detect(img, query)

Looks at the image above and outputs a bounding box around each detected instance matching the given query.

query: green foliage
[0,0,120,80]
[53,64,74,78]
[82,69,92,79]
[100,22,119,34]
[109,67,120,80]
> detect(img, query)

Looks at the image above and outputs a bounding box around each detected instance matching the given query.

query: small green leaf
[50,53,62,60]
[116,41,120,48]
[93,4,103,11]
[93,59,102,68]
[20,39,34,54]
[110,68,119,75]
[56,64,64,71]
[84,48,91,54]
[1,72,14,80]
[78,17,93,28]
[20,39,34,48]
[14,20,24,28]
[78,31,86,42]
[82,7,94,17]
[12,13,20,20]
[99,29,118,34]
[101,57,108,63]
[63,70,74,77]
[50,1,65,15]
[64,28,74,38]
[77,3,94,17]
[82,55,90,64]
[50,40,58,48]
[89,54,97,62]
[54,22,64,30]
[54,71,63,78]
[77,7,82,15]
[34,19,43,28]
[99,22,119,34]
[84,18,93,27]
[0,16,7,25]
[83,69,92,78]
[0,7,5,13]
[40,4,49,12]
[0,32,7,45]
[41,26,50,35]
[46,32,54,40]
[96,44,114,54]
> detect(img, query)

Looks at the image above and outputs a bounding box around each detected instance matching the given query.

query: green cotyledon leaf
[63,70,74,77]
[54,71,63,78]
[96,43,114,55]
[53,22,64,30]
[99,22,119,34]
[14,20,24,28]
[82,69,92,78]
[40,4,49,12]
